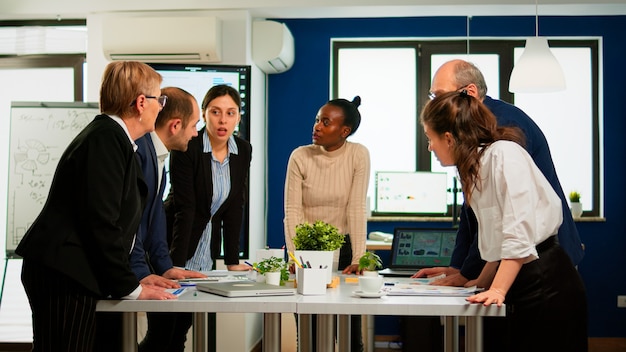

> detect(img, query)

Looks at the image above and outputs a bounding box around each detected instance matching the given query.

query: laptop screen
[389,228,457,269]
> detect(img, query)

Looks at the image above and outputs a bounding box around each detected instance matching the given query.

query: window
[334,42,419,211]
[334,39,600,217]
[0,20,87,343]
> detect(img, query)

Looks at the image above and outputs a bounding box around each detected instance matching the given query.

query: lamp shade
[508,37,566,93]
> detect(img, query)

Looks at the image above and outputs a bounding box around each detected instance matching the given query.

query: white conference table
[97,275,504,352]
[297,277,505,352]
[96,289,298,352]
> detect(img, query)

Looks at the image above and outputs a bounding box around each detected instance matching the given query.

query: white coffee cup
[358,275,383,293]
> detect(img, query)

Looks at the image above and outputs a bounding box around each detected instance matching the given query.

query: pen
[306,261,312,269]
[244,261,259,272]
[288,252,303,268]
[300,256,306,267]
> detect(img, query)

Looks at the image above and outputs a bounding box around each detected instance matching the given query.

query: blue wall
[265,15,626,337]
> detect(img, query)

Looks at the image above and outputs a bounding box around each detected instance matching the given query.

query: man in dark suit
[16,61,177,352]
[418,59,584,284]
[132,86,204,286]
[132,87,208,351]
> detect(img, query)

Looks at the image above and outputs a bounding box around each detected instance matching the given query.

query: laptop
[378,228,457,277]
[195,281,297,297]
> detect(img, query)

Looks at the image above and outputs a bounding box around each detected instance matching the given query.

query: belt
[536,236,557,253]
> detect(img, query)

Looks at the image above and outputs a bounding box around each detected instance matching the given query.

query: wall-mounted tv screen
[147,63,252,259]
[147,63,251,140]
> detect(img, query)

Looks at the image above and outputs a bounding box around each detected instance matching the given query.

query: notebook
[195,281,297,297]
[378,227,457,277]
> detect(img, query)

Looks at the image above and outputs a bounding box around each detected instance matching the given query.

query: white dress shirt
[469,140,562,263]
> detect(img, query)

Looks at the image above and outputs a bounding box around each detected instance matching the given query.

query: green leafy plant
[294,220,345,251]
[358,251,383,271]
[253,256,289,285]
[569,191,581,203]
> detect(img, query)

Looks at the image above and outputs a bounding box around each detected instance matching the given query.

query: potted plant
[293,220,345,284]
[293,220,345,251]
[358,251,383,276]
[569,191,583,218]
[253,256,289,286]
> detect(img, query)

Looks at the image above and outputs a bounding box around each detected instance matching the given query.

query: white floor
[0,258,32,343]
[0,259,149,345]
[0,259,186,349]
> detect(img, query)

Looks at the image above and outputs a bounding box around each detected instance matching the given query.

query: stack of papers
[384,284,480,296]
[178,270,254,286]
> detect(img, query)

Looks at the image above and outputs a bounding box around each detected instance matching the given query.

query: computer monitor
[374,171,448,215]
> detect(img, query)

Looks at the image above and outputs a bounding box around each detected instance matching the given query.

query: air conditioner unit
[102,16,221,63]
[252,21,295,74]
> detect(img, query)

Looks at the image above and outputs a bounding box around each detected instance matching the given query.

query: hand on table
[430,272,468,287]
[138,284,178,300]
[341,264,362,275]
[226,263,253,271]
[464,276,493,289]
[411,266,458,279]
[163,267,207,281]
[139,274,179,289]
[466,288,505,307]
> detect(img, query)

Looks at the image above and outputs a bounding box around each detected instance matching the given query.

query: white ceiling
[1,0,626,20]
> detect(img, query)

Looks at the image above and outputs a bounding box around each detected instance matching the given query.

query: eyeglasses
[428,84,470,100]
[145,95,168,108]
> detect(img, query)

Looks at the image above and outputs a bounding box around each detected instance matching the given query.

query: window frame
[333,38,600,218]
[332,40,422,169]
[0,54,85,102]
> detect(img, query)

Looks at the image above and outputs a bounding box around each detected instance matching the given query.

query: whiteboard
[6,102,99,256]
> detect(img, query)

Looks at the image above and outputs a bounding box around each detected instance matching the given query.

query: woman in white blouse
[420,91,587,352]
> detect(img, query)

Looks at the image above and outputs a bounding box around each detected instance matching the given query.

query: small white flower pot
[570,202,583,218]
[264,271,281,286]
[361,270,380,277]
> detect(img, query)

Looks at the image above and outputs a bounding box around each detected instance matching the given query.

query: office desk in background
[366,239,391,251]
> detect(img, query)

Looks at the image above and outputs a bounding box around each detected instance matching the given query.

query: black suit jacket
[16,115,146,298]
[165,129,251,267]
[130,134,173,279]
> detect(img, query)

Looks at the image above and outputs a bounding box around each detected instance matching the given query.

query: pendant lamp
[508,0,566,93]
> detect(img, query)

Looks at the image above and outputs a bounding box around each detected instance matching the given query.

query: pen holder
[294,250,335,284]
[296,267,327,295]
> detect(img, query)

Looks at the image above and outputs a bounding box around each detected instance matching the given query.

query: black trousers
[503,238,588,352]
[21,260,98,352]
[401,237,588,352]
